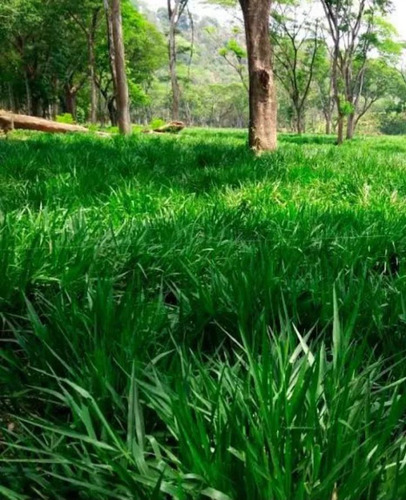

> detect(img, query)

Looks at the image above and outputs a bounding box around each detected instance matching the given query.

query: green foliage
[1,130,406,497]
[223,39,247,60]
[55,113,75,124]
[339,100,355,116]
[380,112,406,135]
[0,0,166,121]
[75,107,86,124]
[149,117,166,129]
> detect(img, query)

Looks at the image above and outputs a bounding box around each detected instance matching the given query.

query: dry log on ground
[0,110,89,135]
[152,121,185,134]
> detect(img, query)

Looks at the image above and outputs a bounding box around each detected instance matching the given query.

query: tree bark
[168,0,182,121]
[325,119,331,135]
[65,87,77,118]
[88,33,98,124]
[109,0,131,134]
[337,115,344,145]
[107,98,118,126]
[25,73,32,116]
[325,69,334,135]
[239,0,277,152]
[104,0,118,127]
[295,107,304,134]
[346,112,355,140]
[105,0,117,83]
[88,9,101,124]
[332,44,344,145]
[8,83,16,113]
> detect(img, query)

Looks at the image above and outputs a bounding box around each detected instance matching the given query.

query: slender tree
[167,0,188,121]
[271,5,321,134]
[66,0,102,123]
[105,0,131,134]
[313,38,335,134]
[219,38,249,92]
[320,0,394,143]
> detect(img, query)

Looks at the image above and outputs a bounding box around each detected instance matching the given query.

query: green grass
[1,129,406,499]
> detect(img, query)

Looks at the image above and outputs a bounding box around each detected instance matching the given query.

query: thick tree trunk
[346,112,355,140]
[239,0,277,152]
[110,0,131,135]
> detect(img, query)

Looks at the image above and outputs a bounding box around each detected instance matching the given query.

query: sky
[145,0,406,39]
[391,1,406,37]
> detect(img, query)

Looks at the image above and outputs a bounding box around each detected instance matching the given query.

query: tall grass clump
[2,306,406,499]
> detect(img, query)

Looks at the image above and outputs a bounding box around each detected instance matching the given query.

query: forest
[1,0,406,499]
[1,0,405,137]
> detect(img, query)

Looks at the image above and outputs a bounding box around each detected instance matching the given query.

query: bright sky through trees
[145,0,406,38]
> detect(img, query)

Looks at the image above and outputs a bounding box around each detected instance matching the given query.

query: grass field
[1,129,406,499]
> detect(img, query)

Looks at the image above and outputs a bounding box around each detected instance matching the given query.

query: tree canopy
[0,0,404,141]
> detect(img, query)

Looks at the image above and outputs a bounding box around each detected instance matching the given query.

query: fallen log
[0,110,89,135]
[154,121,185,133]
[150,121,185,134]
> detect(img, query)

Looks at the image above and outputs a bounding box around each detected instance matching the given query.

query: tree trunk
[325,115,332,135]
[104,0,118,126]
[87,9,101,124]
[295,107,304,134]
[325,70,333,135]
[337,115,344,145]
[25,74,32,115]
[88,33,98,124]
[65,87,77,119]
[107,98,118,126]
[31,96,41,118]
[8,83,16,113]
[239,0,277,152]
[110,0,131,134]
[330,37,344,145]
[51,101,58,120]
[346,112,355,140]
[168,1,181,121]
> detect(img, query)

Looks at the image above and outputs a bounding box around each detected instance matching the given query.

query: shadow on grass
[279,133,337,145]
